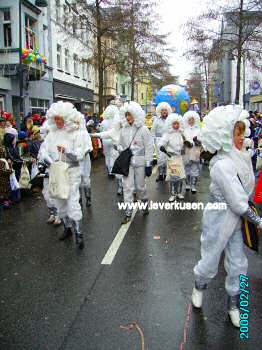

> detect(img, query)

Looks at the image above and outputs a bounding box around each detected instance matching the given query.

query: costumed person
[99,108,116,178]
[38,120,61,226]
[79,113,93,207]
[191,105,261,328]
[152,102,172,182]
[158,113,185,202]
[183,111,201,193]
[91,104,124,196]
[40,101,87,249]
[118,101,154,224]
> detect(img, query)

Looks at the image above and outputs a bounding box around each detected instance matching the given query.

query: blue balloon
[155,84,191,115]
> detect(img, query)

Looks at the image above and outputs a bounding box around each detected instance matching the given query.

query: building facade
[0,0,53,120]
[49,0,95,113]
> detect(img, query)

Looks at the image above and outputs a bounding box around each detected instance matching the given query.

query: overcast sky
[157,0,210,84]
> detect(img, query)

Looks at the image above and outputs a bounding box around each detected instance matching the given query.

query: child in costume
[159,113,185,202]
[183,111,201,193]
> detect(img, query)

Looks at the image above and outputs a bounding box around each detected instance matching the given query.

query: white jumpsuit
[159,129,185,195]
[194,147,255,296]
[183,126,201,179]
[99,119,114,174]
[118,124,154,216]
[151,117,167,174]
[40,127,87,222]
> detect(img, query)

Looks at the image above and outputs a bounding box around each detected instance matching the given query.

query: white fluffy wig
[40,120,50,139]
[183,111,200,129]
[120,101,145,128]
[200,105,250,154]
[46,101,80,132]
[156,102,172,117]
[103,105,119,120]
[165,113,183,133]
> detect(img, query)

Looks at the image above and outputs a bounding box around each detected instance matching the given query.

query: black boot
[59,217,73,241]
[121,215,132,225]
[156,174,164,182]
[72,220,84,249]
[142,200,149,216]
[84,187,91,207]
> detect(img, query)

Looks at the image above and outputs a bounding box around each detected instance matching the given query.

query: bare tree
[184,0,262,104]
[115,0,172,100]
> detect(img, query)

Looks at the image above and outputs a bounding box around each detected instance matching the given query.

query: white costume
[118,102,154,218]
[183,111,201,192]
[94,105,124,195]
[192,105,262,327]
[41,101,87,248]
[158,113,185,201]
[38,121,61,225]
[152,102,172,180]
[79,114,93,207]
[99,106,116,176]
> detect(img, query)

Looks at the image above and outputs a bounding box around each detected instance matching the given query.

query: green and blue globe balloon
[155,84,191,115]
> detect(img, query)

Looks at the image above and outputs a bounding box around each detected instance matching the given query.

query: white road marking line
[101,208,138,265]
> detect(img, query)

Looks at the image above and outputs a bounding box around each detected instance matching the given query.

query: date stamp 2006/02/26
[239,274,250,340]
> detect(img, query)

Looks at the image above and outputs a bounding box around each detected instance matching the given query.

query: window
[0,96,4,112]
[30,98,49,114]
[73,54,78,76]
[82,60,86,80]
[72,14,77,34]
[2,8,12,47]
[65,49,69,72]
[57,44,62,69]
[3,8,10,21]
[63,4,70,28]
[141,92,144,100]
[121,84,126,95]
[25,15,36,50]
[56,0,61,23]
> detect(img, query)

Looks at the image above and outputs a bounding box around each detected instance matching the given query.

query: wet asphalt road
[0,159,262,350]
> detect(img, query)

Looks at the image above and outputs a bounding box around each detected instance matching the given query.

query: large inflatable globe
[155,84,191,115]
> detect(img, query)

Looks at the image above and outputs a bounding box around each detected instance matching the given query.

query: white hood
[165,113,183,133]
[200,105,250,154]
[156,102,172,117]
[120,101,145,128]
[46,101,81,132]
